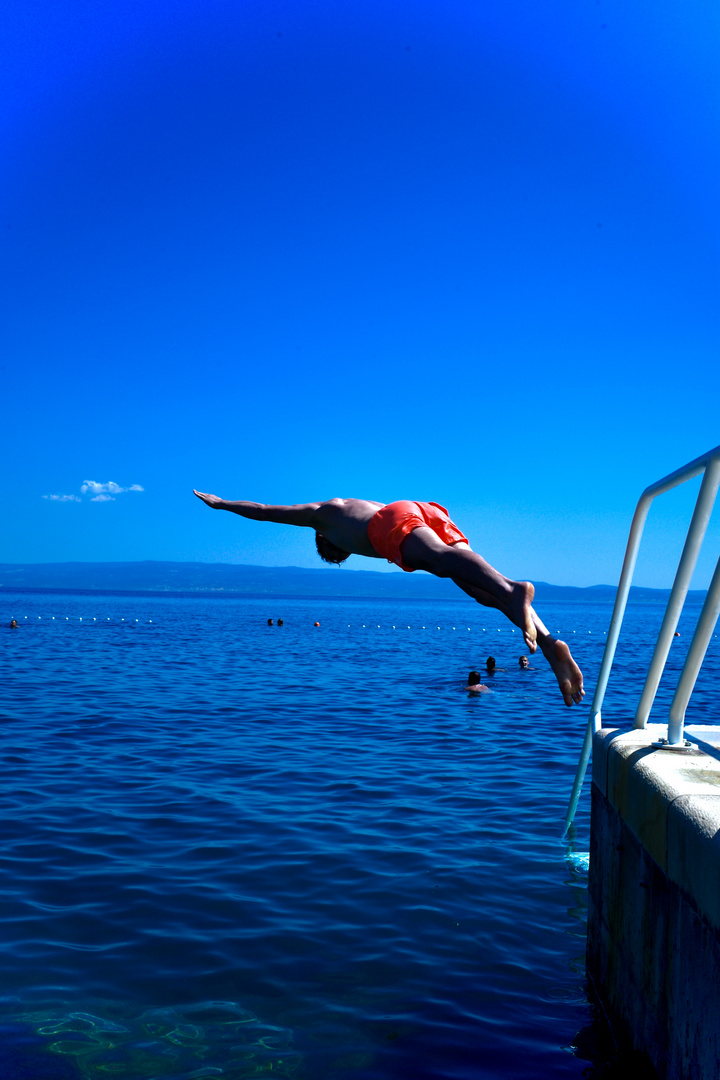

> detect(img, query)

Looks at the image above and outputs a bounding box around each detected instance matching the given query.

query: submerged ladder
[564,442,720,834]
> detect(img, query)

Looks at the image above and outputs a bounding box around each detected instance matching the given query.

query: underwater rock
[16,999,302,1078]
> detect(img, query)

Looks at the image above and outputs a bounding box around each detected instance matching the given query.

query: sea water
[1,589,716,1079]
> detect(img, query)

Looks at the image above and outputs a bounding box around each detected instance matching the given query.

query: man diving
[193,492,584,707]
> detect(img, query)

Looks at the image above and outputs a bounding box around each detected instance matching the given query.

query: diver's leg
[399,528,537,651]
[453,572,584,706]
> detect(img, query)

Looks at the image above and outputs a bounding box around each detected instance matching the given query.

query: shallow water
[1,589,715,1078]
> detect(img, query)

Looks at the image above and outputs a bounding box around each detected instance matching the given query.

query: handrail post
[563,716,596,836]
[563,442,720,833]
[634,456,720,728]
[592,492,654,720]
[563,492,653,834]
[667,553,720,745]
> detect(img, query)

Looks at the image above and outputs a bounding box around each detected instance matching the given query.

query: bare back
[313,499,385,558]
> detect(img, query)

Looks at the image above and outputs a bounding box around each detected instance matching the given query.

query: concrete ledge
[591,724,720,904]
[588,724,720,1079]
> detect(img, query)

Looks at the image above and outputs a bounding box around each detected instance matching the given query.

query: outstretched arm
[193,490,321,527]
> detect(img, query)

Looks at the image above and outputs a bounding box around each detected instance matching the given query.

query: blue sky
[2,0,719,587]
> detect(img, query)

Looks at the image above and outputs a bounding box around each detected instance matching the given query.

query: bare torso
[313,499,386,558]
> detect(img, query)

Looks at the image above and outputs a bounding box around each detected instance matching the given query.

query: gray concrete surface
[588,724,720,1080]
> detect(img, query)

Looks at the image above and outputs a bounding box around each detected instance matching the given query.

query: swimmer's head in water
[315,533,351,565]
[519,655,529,668]
[486,657,496,670]
[468,670,481,686]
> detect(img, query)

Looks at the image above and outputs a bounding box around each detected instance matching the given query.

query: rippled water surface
[1,589,716,1079]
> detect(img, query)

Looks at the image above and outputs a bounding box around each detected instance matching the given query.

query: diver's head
[315,533,351,565]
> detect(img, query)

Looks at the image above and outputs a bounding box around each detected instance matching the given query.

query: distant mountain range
[0,560,706,603]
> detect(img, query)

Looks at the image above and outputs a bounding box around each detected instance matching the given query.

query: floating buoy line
[12,616,153,623]
[8,614,614,635]
[9,618,717,639]
[345,625,608,634]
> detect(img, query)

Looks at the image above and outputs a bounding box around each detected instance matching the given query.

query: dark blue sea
[1,589,717,1079]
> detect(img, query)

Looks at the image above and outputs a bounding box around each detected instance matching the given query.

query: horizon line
[0,558,710,595]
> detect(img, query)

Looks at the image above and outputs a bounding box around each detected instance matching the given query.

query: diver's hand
[193,490,226,509]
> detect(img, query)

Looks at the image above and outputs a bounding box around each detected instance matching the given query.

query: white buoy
[79,617,82,621]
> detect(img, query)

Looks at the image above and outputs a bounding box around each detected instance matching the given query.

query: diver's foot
[545,639,585,707]
[509,581,537,653]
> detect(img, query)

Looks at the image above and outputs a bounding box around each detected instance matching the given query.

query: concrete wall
[588,724,720,1080]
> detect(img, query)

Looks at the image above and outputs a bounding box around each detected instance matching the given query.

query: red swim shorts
[366,501,469,572]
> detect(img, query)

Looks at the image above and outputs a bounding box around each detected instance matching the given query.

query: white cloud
[43,481,144,502]
[81,480,144,495]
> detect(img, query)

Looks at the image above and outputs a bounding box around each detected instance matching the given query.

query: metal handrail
[564,443,720,834]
